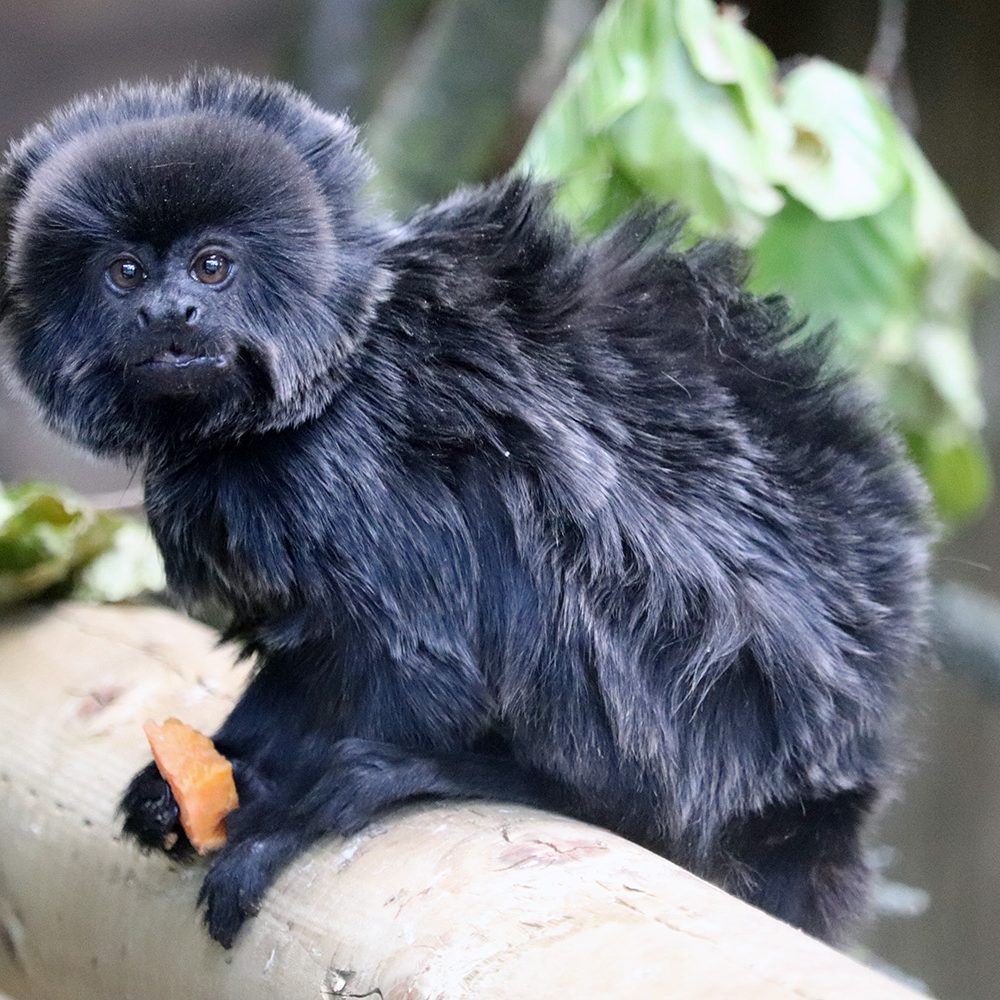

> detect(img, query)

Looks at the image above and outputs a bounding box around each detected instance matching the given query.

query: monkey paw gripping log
[0,604,923,999]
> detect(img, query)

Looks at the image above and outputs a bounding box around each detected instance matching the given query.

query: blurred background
[0,2,997,996]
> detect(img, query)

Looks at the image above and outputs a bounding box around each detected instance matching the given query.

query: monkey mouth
[131,349,234,396]
[139,350,229,370]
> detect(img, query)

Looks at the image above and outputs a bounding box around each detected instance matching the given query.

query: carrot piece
[143,718,240,854]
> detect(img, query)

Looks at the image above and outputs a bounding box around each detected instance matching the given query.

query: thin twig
[934,581,1000,701]
[865,0,919,133]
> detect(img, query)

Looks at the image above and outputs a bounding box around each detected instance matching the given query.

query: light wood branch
[0,603,922,999]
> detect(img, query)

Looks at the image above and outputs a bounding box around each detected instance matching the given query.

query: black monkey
[0,70,930,947]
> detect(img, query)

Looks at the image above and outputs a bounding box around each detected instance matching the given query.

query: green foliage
[520,0,999,519]
[0,483,164,606]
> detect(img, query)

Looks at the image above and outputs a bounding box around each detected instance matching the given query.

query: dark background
[0,3,996,996]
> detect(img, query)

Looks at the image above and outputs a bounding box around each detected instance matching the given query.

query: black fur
[0,70,930,948]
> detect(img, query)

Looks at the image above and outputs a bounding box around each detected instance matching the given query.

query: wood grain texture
[0,603,923,999]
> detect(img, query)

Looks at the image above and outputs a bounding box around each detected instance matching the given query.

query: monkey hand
[120,753,271,859]
[120,760,191,856]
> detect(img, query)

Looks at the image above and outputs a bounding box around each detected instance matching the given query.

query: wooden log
[0,603,923,999]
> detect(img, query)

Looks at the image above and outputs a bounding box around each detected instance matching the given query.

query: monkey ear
[294,106,374,210]
[299,109,362,163]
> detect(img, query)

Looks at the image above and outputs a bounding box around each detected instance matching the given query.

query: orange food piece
[143,718,240,855]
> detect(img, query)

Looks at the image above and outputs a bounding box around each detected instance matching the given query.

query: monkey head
[0,70,383,458]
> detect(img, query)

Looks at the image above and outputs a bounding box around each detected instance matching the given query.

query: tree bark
[0,603,922,999]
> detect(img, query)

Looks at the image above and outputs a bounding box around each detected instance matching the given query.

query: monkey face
[0,74,380,458]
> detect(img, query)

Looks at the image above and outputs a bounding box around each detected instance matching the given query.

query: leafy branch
[519,0,999,520]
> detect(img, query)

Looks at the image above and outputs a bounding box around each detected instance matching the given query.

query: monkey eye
[191,250,232,285]
[107,256,146,290]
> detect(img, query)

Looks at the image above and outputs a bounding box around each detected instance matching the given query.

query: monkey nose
[136,301,200,328]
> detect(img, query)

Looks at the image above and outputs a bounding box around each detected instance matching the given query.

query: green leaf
[907,432,993,522]
[676,0,760,84]
[675,0,789,165]
[773,60,905,220]
[916,322,986,430]
[748,192,921,356]
[522,1,786,243]
[73,520,166,603]
[899,132,999,280]
[0,483,164,606]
